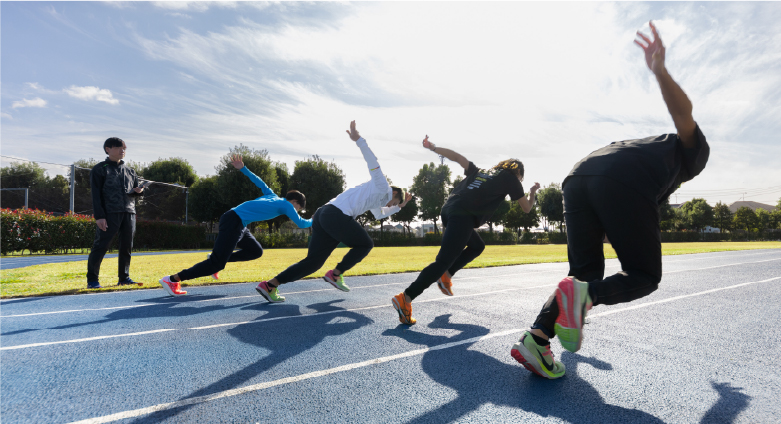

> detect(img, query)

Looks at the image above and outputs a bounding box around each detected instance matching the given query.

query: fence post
[184,187,189,224]
[24,188,28,209]
[69,164,76,213]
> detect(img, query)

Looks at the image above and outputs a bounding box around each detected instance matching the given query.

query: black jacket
[90,158,143,219]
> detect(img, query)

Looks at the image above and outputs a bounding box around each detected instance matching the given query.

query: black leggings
[404,213,485,300]
[275,204,374,284]
[532,175,662,337]
[177,210,263,281]
[87,212,135,282]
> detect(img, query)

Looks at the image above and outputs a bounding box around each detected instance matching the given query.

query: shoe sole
[555,278,587,352]
[117,282,143,286]
[437,279,453,296]
[255,285,284,303]
[159,279,186,297]
[323,276,350,292]
[211,274,219,280]
[510,340,563,379]
[391,297,415,325]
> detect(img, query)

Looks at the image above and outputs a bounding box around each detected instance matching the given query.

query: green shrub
[253,231,309,248]
[478,231,519,245]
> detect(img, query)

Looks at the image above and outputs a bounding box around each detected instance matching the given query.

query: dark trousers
[177,210,263,281]
[87,212,136,282]
[532,175,662,337]
[404,213,485,300]
[275,204,373,284]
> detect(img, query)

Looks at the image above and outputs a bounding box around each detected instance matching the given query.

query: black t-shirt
[442,162,525,227]
[565,125,709,205]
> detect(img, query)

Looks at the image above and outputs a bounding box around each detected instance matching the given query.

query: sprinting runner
[511,22,710,379]
[392,137,540,325]
[255,120,412,303]
[159,154,311,296]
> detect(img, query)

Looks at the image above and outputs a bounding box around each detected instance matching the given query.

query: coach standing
[86,137,145,289]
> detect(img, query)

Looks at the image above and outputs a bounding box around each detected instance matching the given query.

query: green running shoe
[324,269,350,292]
[511,331,565,379]
[255,281,286,303]
[554,276,593,352]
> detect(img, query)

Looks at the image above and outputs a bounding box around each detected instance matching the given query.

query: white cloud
[12,98,47,109]
[63,86,120,105]
[152,1,236,12]
[1,112,13,120]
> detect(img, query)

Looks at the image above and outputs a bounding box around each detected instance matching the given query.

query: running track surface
[0,250,212,270]
[1,249,780,423]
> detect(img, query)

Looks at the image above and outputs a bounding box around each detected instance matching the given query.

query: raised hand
[422,135,435,151]
[530,182,541,193]
[230,154,244,170]
[346,120,361,141]
[400,192,413,207]
[635,21,665,75]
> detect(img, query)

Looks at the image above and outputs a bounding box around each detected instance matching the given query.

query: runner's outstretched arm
[346,120,390,191]
[421,136,470,170]
[636,21,697,148]
[231,154,274,196]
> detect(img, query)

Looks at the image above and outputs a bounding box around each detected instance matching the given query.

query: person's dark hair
[103,137,126,154]
[492,159,524,180]
[390,186,405,202]
[285,190,306,210]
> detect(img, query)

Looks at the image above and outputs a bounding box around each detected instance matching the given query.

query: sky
[2,1,780,208]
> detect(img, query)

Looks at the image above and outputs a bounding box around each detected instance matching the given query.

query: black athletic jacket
[90,158,143,219]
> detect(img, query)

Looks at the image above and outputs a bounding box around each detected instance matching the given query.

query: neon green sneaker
[324,269,350,292]
[511,331,565,379]
[255,281,286,303]
[554,277,593,352]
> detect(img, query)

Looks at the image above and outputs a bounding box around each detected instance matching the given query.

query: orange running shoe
[392,292,416,325]
[159,276,188,296]
[437,273,453,296]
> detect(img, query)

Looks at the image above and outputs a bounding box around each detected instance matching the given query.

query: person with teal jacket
[159,154,312,296]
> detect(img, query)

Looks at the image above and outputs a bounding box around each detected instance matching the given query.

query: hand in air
[230,154,245,170]
[530,182,541,193]
[346,120,361,141]
[422,135,434,151]
[635,20,666,75]
[400,192,413,208]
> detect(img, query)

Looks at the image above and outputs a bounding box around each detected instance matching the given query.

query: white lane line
[0,329,175,351]
[665,257,781,274]
[65,273,781,424]
[67,328,523,424]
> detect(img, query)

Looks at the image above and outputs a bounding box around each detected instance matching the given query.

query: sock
[170,275,180,283]
[531,333,550,346]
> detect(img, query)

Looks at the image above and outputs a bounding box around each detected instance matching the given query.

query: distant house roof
[728,201,776,213]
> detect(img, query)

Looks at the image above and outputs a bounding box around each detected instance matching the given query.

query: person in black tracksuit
[510,22,711,379]
[391,136,540,325]
[86,137,145,289]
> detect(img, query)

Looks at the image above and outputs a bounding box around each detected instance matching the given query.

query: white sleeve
[356,138,390,191]
[370,205,401,220]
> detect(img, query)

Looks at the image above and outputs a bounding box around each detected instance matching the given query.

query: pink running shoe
[554,276,592,352]
[159,276,188,296]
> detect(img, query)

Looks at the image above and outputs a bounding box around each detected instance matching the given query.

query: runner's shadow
[383,314,664,424]
[129,299,373,423]
[700,381,750,423]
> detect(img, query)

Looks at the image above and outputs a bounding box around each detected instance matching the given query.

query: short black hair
[285,190,306,210]
[390,186,405,202]
[103,137,126,154]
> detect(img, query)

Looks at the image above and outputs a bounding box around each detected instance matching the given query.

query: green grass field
[2,242,780,298]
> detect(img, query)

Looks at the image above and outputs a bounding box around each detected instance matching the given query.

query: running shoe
[323,269,350,292]
[159,276,188,296]
[511,331,565,379]
[392,292,416,325]
[437,272,453,296]
[255,281,286,303]
[117,277,143,286]
[554,276,592,352]
[87,281,102,289]
[207,254,219,280]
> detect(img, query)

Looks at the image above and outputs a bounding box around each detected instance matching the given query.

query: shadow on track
[383,314,665,424]
[700,381,750,424]
[128,299,373,423]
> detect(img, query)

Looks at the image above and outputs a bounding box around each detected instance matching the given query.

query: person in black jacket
[510,22,710,379]
[86,137,146,289]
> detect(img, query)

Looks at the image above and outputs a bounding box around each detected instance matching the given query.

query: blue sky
[2,1,780,207]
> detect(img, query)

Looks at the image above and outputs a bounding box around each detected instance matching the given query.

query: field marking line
[0,329,175,351]
[66,328,523,424]
[66,273,781,424]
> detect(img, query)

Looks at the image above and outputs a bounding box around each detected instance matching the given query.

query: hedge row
[662,230,781,242]
[1,208,208,255]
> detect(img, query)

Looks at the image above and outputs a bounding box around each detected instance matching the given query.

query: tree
[142,157,199,187]
[392,194,419,236]
[756,208,771,230]
[503,197,540,233]
[215,145,279,230]
[770,209,781,230]
[713,202,733,233]
[659,198,677,231]
[289,155,346,219]
[537,183,564,232]
[733,206,759,233]
[411,162,451,234]
[188,175,228,231]
[680,198,713,231]
[135,157,199,222]
[0,161,48,190]
[266,162,292,233]
[777,197,781,210]
[486,199,511,233]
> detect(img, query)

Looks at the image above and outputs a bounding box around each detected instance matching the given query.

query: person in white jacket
[255,120,412,302]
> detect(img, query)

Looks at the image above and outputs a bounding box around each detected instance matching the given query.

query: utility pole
[69,164,76,213]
